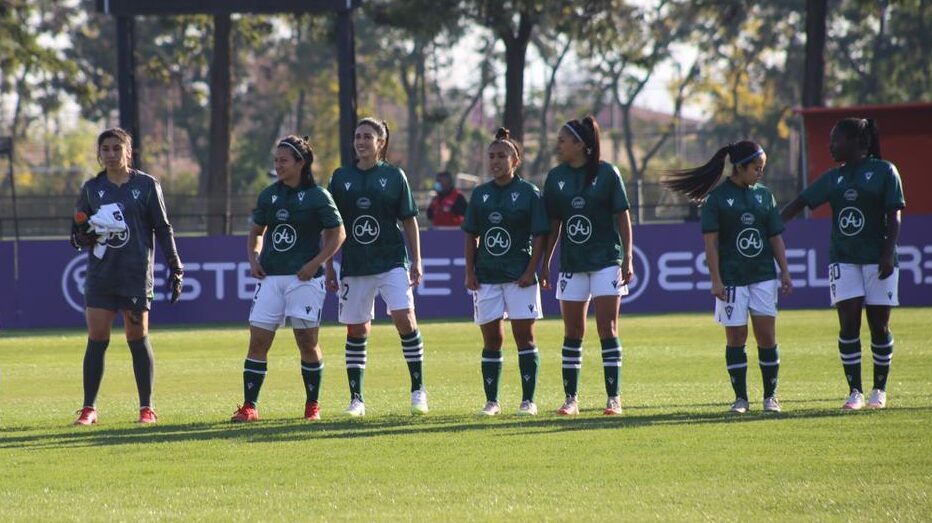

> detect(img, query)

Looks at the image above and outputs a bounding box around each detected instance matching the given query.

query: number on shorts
[830,263,841,281]
[341,282,349,301]
[724,286,736,304]
[252,282,262,302]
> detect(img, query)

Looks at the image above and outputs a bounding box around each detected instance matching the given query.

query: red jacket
[428,189,467,227]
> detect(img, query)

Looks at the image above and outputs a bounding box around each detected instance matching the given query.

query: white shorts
[338,267,415,324]
[714,279,778,327]
[249,275,326,329]
[829,263,899,306]
[556,265,629,302]
[472,282,543,325]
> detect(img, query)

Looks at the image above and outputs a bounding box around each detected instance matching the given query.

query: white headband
[278,141,304,160]
[494,138,519,157]
[563,123,584,143]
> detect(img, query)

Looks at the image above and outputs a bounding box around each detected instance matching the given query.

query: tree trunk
[500,13,535,144]
[802,0,827,107]
[530,36,572,177]
[207,15,232,236]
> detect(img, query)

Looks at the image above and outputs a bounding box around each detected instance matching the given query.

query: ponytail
[357,117,390,162]
[564,115,601,186]
[277,134,316,187]
[834,117,882,160]
[661,140,762,202]
[864,118,882,159]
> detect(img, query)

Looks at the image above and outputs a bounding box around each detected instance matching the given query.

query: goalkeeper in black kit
[70,128,183,426]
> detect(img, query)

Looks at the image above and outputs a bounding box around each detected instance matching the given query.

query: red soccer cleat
[304,401,321,421]
[138,406,158,424]
[231,404,259,423]
[74,406,98,426]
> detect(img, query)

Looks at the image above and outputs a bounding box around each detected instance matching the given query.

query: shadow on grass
[2,403,928,450]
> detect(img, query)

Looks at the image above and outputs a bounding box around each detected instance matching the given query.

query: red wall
[798,103,932,217]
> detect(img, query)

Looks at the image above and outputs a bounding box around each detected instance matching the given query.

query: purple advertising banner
[2,216,932,329]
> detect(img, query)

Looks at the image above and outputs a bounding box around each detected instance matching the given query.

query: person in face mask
[427,171,468,228]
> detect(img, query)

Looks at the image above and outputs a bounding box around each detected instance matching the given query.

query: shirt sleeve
[396,168,419,219]
[147,178,180,262]
[766,192,785,237]
[252,191,269,226]
[529,185,551,236]
[317,188,343,229]
[461,193,479,234]
[609,164,630,213]
[800,172,831,209]
[883,162,906,210]
[699,194,719,233]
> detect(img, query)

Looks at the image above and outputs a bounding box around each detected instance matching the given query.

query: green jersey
[700,179,784,286]
[544,161,630,273]
[252,181,342,277]
[800,158,905,264]
[462,176,550,284]
[328,161,419,277]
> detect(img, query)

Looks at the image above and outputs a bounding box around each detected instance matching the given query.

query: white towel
[89,203,128,259]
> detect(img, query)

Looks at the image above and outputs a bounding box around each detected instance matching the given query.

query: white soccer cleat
[729,398,749,414]
[867,389,887,409]
[410,389,429,415]
[479,401,501,416]
[556,396,579,416]
[842,390,865,410]
[517,400,538,416]
[344,397,366,417]
[603,396,623,416]
[763,396,782,413]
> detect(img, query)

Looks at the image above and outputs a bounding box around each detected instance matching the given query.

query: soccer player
[230,136,346,423]
[542,116,632,416]
[781,118,904,410]
[70,128,184,425]
[325,118,428,417]
[662,141,792,414]
[463,128,550,416]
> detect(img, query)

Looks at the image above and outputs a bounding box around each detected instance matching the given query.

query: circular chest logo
[272,224,297,251]
[352,215,380,244]
[736,228,764,258]
[356,197,372,210]
[844,189,858,202]
[565,215,592,244]
[484,227,512,256]
[571,197,586,210]
[62,254,88,313]
[106,228,130,249]
[838,207,865,236]
[488,212,503,225]
[276,209,290,222]
[740,212,755,225]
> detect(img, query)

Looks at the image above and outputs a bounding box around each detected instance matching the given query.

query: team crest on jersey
[271,195,278,204]
[726,198,734,207]
[488,212,503,224]
[725,305,734,319]
[570,196,585,210]
[837,175,844,184]
[352,215,380,244]
[558,181,565,191]
[298,191,305,202]
[98,190,105,198]
[755,194,762,204]
[736,227,764,258]
[838,206,865,236]
[344,182,352,190]
[740,212,755,225]
[484,227,512,256]
[271,223,297,252]
[844,189,858,202]
[566,215,592,244]
[482,194,489,203]
[276,209,290,222]
[865,171,873,181]
[511,192,518,203]
[131,189,141,200]
[379,177,387,188]
[356,197,372,210]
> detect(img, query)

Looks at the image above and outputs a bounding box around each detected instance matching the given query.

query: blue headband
[733,148,764,165]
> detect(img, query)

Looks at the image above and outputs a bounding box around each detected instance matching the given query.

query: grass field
[1,308,930,521]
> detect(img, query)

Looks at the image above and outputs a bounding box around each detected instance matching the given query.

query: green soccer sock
[301,360,323,403]
[481,349,503,402]
[838,336,863,393]
[561,338,583,397]
[600,337,622,397]
[725,345,748,401]
[243,358,267,406]
[401,330,424,392]
[345,336,367,401]
[871,332,893,391]
[517,346,540,402]
[758,345,780,399]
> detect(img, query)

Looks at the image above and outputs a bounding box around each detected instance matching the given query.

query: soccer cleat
[729,398,749,414]
[603,396,623,416]
[345,397,366,417]
[231,403,259,423]
[410,389,429,415]
[867,389,887,409]
[842,390,865,410]
[479,401,501,416]
[137,406,158,424]
[763,396,782,413]
[74,406,98,426]
[517,400,538,416]
[556,395,579,416]
[304,401,321,421]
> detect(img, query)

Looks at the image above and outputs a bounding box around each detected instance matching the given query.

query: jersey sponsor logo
[844,189,858,202]
[838,206,865,236]
[736,227,764,258]
[132,189,141,200]
[482,194,489,203]
[488,212,503,224]
[271,223,298,252]
[565,215,592,244]
[726,198,734,207]
[865,171,873,181]
[356,197,372,210]
[352,215,380,244]
[571,197,585,210]
[484,227,512,256]
[105,206,130,249]
[558,181,565,191]
[379,177,388,188]
[276,209,290,222]
[740,213,755,225]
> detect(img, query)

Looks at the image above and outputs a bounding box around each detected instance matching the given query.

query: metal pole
[336,6,358,166]
[116,15,141,168]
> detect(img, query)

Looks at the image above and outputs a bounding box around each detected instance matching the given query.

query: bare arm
[879,209,901,279]
[617,210,634,284]
[541,218,562,290]
[464,233,479,291]
[780,196,808,223]
[402,216,422,287]
[248,223,267,279]
[517,234,547,288]
[297,225,347,281]
[769,234,793,295]
[703,232,725,300]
